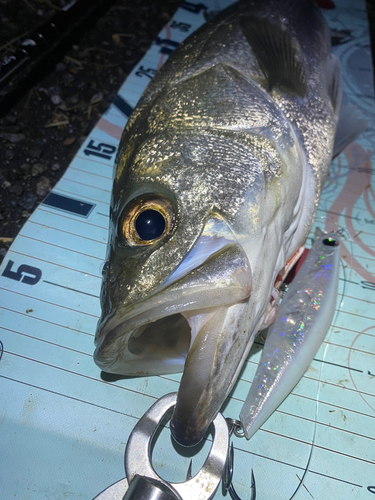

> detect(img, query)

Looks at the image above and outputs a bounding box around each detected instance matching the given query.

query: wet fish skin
[240,232,341,439]
[95,0,342,446]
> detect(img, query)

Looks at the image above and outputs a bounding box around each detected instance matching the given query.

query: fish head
[94,74,307,445]
[95,131,258,373]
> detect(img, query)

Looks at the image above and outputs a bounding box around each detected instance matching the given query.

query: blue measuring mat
[0,0,375,498]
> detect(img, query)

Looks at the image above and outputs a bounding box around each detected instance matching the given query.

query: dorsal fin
[240,17,307,97]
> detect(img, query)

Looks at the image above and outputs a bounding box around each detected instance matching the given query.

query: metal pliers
[93,392,229,500]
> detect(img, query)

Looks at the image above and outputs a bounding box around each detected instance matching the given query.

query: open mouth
[94,233,253,373]
[94,301,233,376]
[127,313,191,361]
[126,304,229,363]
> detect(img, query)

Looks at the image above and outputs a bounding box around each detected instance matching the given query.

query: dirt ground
[0,0,375,264]
[0,0,179,263]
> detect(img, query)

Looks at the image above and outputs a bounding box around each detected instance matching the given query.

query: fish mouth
[95,300,251,446]
[95,312,193,376]
[94,241,252,374]
[94,236,253,446]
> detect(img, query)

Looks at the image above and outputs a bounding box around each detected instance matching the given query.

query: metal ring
[233,420,245,438]
[125,393,229,500]
[225,417,245,438]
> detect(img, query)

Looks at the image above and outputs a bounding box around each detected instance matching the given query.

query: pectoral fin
[332,103,368,158]
[325,53,342,115]
[324,54,367,157]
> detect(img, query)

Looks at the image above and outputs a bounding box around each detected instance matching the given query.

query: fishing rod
[0,0,115,113]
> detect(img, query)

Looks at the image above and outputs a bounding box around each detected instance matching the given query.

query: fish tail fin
[332,103,368,158]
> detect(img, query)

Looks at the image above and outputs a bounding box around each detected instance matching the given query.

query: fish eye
[120,195,174,246]
[135,209,166,241]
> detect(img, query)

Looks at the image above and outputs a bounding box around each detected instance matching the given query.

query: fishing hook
[224,418,256,500]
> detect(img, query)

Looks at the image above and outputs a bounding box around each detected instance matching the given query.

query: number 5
[2,260,42,285]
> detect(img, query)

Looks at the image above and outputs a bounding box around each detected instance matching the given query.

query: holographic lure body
[240,232,341,439]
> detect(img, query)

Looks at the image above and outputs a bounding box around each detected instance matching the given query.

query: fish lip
[94,294,241,374]
[95,242,252,374]
[95,283,238,346]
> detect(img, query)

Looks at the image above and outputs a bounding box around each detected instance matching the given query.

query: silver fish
[240,231,341,439]
[94,0,361,446]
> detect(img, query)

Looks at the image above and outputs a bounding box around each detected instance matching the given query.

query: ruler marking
[1,326,92,355]
[15,234,105,261]
[257,427,375,466]
[313,357,364,373]
[42,192,95,218]
[0,374,154,418]
[26,220,107,246]
[158,371,375,421]
[339,277,360,285]
[232,448,364,489]
[0,305,94,336]
[1,352,161,400]
[0,287,100,319]
[275,408,375,442]
[323,340,375,357]
[0,369,367,489]
[242,358,375,397]
[252,340,369,373]
[43,280,100,298]
[113,95,134,117]
[333,308,375,322]
[69,165,113,181]
[330,323,375,338]
[54,186,110,206]
[38,206,109,230]
[325,210,362,221]
[75,153,116,169]
[63,175,112,193]
[3,249,102,279]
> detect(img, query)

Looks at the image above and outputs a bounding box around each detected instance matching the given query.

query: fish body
[240,231,341,439]
[95,0,346,446]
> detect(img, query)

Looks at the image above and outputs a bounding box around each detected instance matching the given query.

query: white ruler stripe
[53,179,111,204]
[1,312,94,349]
[10,234,105,267]
[1,345,182,417]
[62,170,113,193]
[20,221,107,255]
[69,161,114,181]
[38,203,110,227]
[0,289,97,331]
[28,213,108,244]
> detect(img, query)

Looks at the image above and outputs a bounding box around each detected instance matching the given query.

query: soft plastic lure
[240,231,341,439]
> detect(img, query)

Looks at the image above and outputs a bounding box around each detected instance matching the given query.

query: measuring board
[1,1,374,498]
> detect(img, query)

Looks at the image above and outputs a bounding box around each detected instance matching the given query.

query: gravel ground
[0,0,374,265]
[0,0,179,263]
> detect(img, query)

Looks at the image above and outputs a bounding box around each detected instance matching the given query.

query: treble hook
[224,418,256,500]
